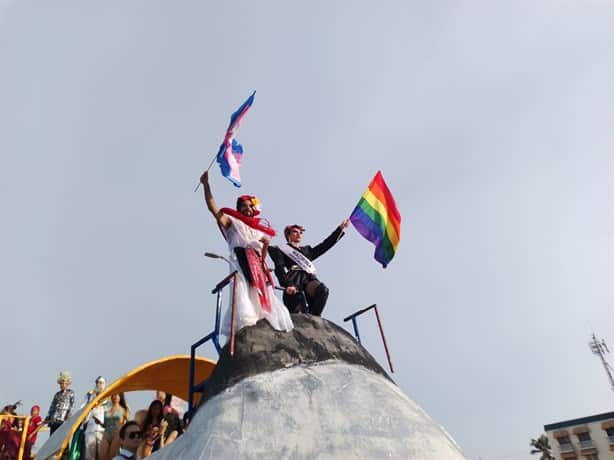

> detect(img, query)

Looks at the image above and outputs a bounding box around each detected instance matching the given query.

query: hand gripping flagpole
[334,217,352,243]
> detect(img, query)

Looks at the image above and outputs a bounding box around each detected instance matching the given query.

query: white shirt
[81,392,106,433]
[111,447,137,460]
[85,403,105,433]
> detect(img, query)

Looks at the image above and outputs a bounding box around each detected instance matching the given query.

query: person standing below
[110,421,141,460]
[268,220,349,316]
[45,371,75,435]
[26,405,43,445]
[82,376,108,460]
[0,404,19,459]
[100,393,129,460]
[200,171,293,334]
[24,405,43,459]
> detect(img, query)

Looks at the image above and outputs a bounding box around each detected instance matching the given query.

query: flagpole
[336,170,378,242]
[336,178,364,241]
[194,153,219,192]
[335,215,353,243]
[205,152,218,172]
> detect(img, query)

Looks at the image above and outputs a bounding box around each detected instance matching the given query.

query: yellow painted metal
[52,355,216,459]
[17,416,30,460]
[0,414,32,460]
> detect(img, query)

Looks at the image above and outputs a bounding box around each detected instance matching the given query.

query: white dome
[150,361,466,459]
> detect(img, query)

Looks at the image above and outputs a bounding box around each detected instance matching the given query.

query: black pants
[49,421,63,435]
[283,282,329,316]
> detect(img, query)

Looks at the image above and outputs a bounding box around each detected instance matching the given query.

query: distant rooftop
[544,411,614,431]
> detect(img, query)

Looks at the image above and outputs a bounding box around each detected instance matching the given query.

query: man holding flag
[199,171,293,334]
[268,220,349,316]
[198,91,294,334]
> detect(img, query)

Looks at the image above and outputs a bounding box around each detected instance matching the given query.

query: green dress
[103,407,124,441]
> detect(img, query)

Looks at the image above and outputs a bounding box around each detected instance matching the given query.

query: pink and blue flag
[216,91,255,187]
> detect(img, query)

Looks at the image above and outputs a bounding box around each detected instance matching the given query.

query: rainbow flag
[349,171,401,268]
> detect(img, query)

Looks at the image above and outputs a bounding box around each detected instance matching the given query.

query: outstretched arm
[310,219,350,260]
[200,171,230,229]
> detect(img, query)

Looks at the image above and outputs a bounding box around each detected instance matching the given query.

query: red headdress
[236,195,261,216]
[221,194,275,236]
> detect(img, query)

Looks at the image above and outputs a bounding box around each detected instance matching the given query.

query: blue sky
[1,2,613,459]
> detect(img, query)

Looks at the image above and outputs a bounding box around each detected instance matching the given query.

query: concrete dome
[150,315,466,459]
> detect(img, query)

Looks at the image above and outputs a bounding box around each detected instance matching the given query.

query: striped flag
[216,91,255,187]
[349,171,401,268]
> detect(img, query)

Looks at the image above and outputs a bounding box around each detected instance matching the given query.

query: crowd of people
[0,402,43,460]
[0,372,187,460]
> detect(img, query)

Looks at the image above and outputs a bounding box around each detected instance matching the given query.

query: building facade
[544,411,614,460]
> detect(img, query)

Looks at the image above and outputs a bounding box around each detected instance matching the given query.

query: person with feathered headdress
[200,171,293,335]
[44,371,75,435]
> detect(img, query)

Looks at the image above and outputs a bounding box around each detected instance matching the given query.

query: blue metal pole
[188,271,238,414]
[351,318,361,344]
[188,344,196,414]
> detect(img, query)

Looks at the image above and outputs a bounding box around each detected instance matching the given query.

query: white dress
[221,215,294,336]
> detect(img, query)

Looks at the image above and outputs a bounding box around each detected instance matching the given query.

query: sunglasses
[126,431,142,440]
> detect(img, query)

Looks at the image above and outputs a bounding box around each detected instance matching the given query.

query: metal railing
[188,271,237,416]
[343,304,394,373]
[273,286,309,313]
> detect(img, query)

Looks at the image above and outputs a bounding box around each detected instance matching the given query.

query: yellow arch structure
[37,355,216,459]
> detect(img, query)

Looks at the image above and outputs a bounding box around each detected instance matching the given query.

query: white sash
[278,244,317,275]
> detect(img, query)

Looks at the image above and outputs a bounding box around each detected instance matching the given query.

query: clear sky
[1,2,613,459]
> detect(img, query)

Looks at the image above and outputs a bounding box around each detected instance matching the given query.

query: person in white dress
[81,376,108,460]
[200,171,293,335]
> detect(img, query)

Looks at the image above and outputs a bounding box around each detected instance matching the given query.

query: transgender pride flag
[216,91,255,187]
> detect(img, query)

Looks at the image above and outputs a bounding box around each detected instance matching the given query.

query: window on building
[606,427,614,442]
[576,431,593,448]
[577,432,591,442]
[556,434,574,452]
[557,435,571,445]
[583,454,598,460]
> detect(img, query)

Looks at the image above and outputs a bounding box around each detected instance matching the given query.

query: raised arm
[200,171,230,229]
[310,219,349,260]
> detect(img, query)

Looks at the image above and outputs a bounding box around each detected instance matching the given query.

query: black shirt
[269,226,344,288]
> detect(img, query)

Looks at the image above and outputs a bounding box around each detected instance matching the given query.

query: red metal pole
[229,272,238,357]
[373,305,394,373]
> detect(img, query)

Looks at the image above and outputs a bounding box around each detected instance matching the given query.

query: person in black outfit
[268,220,349,316]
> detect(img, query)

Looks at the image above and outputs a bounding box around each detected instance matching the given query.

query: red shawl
[220,208,276,237]
[244,248,273,312]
